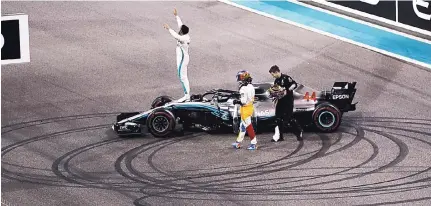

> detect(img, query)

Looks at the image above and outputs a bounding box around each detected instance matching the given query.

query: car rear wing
[329,82,357,112]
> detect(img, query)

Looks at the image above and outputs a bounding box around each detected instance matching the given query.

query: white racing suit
[168,16,191,102]
[235,83,258,148]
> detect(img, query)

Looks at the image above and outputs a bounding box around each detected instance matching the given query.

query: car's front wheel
[146,109,176,138]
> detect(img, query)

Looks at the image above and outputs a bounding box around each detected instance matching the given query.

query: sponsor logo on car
[257,109,274,116]
[332,94,350,100]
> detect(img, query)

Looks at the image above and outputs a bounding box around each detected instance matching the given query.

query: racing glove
[233,99,243,105]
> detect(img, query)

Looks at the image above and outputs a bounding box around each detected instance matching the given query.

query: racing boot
[247,144,257,150]
[271,126,284,142]
[290,119,303,141]
[294,129,303,141]
[272,119,281,142]
[232,141,241,149]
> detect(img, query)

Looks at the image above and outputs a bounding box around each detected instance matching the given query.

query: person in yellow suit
[232,70,258,150]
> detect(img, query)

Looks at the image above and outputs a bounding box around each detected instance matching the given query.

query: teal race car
[112,82,357,138]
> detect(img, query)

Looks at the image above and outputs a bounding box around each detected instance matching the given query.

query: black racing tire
[251,117,260,134]
[146,108,176,138]
[232,117,240,135]
[151,96,173,109]
[312,102,342,132]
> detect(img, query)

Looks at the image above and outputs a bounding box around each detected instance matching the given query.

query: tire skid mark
[1,112,120,135]
[1,116,430,204]
[2,124,111,186]
[142,128,349,191]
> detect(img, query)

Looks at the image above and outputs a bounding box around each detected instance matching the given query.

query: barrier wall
[222,0,431,69]
[308,0,431,37]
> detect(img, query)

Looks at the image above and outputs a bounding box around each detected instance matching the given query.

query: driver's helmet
[236,70,252,85]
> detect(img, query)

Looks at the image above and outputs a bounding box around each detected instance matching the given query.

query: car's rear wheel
[312,102,342,132]
[151,96,173,109]
[232,117,240,134]
[147,109,176,138]
[251,116,259,134]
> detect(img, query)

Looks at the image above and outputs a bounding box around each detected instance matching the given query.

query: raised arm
[173,8,183,28]
[168,28,188,42]
[176,16,183,28]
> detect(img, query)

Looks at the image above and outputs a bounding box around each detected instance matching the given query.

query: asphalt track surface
[2,1,431,206]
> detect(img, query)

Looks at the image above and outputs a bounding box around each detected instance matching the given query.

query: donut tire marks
[1,114,431,205]
[1,112,122,135]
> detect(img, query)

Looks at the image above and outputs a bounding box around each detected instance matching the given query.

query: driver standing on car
[268,65,303,142]
[163,8,191,102]
[232,70,258,150]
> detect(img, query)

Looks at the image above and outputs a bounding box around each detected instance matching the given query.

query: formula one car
[112,82,357,137]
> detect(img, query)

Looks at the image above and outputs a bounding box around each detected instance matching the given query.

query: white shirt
[239,84,255,106]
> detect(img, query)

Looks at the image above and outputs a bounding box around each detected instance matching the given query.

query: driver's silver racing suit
[168,16,191,102]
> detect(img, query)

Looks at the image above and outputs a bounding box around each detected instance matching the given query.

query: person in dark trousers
[268,65,303,142]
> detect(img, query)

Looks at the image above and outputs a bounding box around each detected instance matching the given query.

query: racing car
[112,81,357,138]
